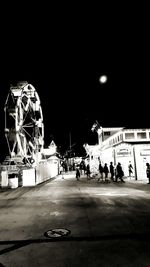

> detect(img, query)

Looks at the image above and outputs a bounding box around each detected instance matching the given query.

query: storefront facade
[84,128,150,180]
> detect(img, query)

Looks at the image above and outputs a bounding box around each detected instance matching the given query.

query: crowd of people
[75,161,126,183]
[60,159,150,184]
[97,162,125,183]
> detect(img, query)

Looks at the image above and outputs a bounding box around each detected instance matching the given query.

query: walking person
[98,162,104,182]
[76,165,80,181]
[103,163,109,182]
[109,162,114,181]
[115,162,125,183]
[80,160,85,175]
[128,161,133,178]
[86,163,91,179]
[146,163,150,184]
[60,163,64,179]
[83,163,87,175]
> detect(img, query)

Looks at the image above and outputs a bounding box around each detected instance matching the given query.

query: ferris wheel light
[99,75,107,84]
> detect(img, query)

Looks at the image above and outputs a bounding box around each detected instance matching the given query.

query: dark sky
[0,5,149,157]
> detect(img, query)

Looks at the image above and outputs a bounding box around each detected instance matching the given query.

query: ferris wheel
[4,81,44,163]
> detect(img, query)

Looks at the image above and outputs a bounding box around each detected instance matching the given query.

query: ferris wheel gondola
[4,81,44,164]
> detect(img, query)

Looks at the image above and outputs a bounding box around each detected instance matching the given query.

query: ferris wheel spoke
[22,127,32,138]
[21,104,30,124]
[23,123,34,127]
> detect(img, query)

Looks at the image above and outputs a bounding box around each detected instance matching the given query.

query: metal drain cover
[44,228,71,238]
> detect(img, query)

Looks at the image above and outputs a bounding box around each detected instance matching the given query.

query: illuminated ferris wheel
[4,81,44,163]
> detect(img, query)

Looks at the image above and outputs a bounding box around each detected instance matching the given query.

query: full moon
[99,75,107,84]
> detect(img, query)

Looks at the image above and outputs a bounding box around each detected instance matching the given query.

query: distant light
[99,75,107,84]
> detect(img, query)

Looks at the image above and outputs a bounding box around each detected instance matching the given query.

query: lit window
[105,131,110,136]
[137,132,146,139]
[140,149,150,156]
[125,133,134,139]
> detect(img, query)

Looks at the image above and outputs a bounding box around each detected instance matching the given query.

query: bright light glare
[99,75,107,84]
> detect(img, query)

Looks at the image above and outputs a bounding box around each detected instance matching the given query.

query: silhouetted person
[146,163,150,184]
[128,161,133,178]
[98,163,104,182]
[62,162,66,172]
[103,163,109,181]
[80,160,85,175]
[86,164,91,179]
[109,162,114,181]
[76,166,80,180]
[73,162,75,171]
[115,163,125,182]
[83,163,87,175]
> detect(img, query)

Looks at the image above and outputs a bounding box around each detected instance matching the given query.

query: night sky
[0,5,149,159]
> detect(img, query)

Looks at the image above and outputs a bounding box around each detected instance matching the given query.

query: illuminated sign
[116,148,131,156]
[140,150,150,156]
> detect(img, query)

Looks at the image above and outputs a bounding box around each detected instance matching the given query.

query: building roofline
[102,127,124,131]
